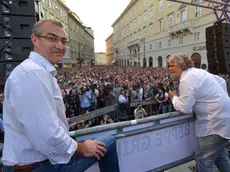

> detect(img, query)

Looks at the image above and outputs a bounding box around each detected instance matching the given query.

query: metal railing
[68,99,158,125]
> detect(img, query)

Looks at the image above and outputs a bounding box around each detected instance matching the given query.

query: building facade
[39,0,94,67]
[95,52,106,65]
[112,0,216,69]
[105,33,114,65]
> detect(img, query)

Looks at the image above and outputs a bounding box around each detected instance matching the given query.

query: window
[144,27,147,36]
[150,6,154,20]
[195,7,202,18]
[158,19,163,32]
[168,39,171,46]
[159,0,163,12]
[180,8,188,22]
[194,33,197,41]
[158,42,162,49]
[194,32,200,41]
[179,36,183,44]
[134,19,136,30]
[138,15,141,25]
[130,22,132,33]
[168,14,173,28]
[150,44,153,50]
[48,0,52,8]
[144,11,147,23]
[150,24,153,34]
[197,32,200,40]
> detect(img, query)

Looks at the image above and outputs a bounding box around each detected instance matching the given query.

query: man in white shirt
[168,53,230,172]
[2,19,119,172]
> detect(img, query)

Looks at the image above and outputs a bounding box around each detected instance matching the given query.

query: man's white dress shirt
[172,68,230,139]
[2,52,77,166]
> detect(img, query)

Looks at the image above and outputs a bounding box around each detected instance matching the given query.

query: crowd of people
[55,65,178,130]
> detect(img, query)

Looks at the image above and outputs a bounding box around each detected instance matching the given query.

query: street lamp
[141,37,145,66]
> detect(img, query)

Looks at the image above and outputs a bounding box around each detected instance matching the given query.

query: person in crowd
[134,103,147,119]
[118,89,129,120]
[2,19,120,172]
[103,85,116,107]
[66,82,75,95]
[136,82,144,101]
[168,53,230,172]
[114,83,122,103]
[155,87,170,114]
[79,86,91,113]
[68,88,80,116]
[100,114,114,125]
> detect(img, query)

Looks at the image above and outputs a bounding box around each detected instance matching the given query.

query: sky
[65,0,130,52]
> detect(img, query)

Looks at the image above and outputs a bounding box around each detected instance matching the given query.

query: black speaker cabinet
[0,62,21,86]
[0,39,32,61]
[0,15,36,39]
[0,0,36,16]
[215,23,230,36]
[216,35,230,48]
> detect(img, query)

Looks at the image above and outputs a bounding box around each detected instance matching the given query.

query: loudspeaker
[206,23,230,74]
[0,39,33,61]
[0,0,39,87]
[205,25,215,40]
[0,62,21,86]
[0,15,36,38]
[0,0,36,16]
[217,48,230,73]
[207,48,230,74]
[215,22,230,36]
[216,35,230,48]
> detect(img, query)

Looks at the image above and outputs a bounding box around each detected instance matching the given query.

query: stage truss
[167,0,230,22]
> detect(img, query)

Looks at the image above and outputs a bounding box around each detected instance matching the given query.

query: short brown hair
[32,19,63,35]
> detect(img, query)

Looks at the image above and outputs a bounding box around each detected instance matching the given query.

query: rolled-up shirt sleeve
[172,80,195,114]
[10,70,77,164]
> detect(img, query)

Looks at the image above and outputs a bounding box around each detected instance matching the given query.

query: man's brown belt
[12,161,42,170]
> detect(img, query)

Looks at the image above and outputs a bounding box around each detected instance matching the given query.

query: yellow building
[112,0,216,69]
[95,52,107,65]
[105,34,114,65]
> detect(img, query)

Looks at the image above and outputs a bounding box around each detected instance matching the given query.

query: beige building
[39,0,94,67]
[68,12,94,66]
[112,0,216,69]
[95,52,106,65]
[105,33,114,65]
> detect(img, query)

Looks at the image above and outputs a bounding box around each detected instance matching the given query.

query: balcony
[168,20,193,35]
[127,39,140,47]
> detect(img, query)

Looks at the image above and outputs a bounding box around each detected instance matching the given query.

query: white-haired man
[168,53,230,172]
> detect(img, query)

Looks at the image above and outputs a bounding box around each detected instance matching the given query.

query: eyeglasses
[36,34,69,46]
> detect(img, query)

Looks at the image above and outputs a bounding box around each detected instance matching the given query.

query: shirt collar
[180,67,192,81]
[29,52,57,77]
